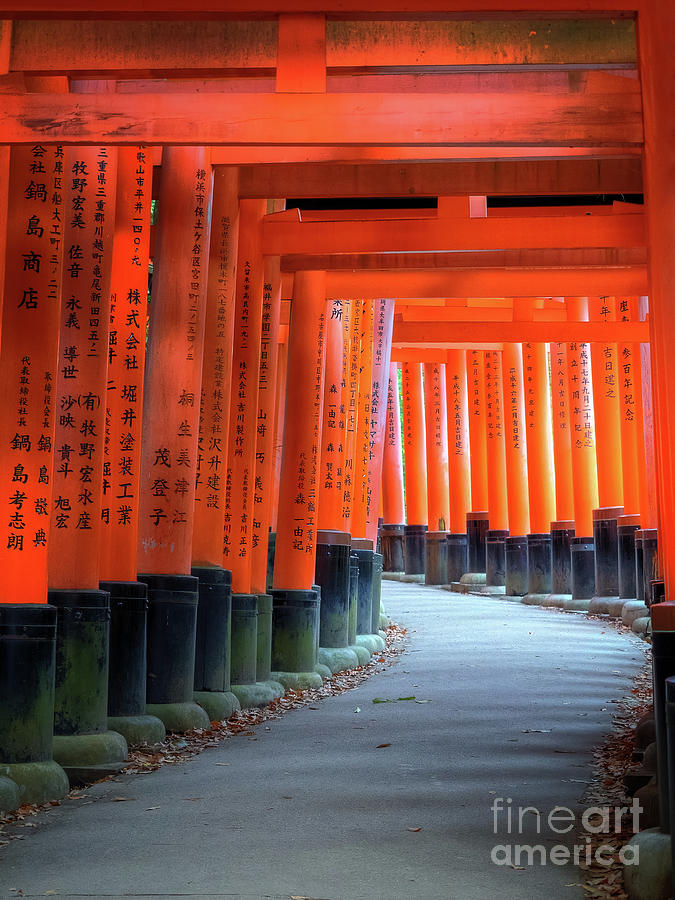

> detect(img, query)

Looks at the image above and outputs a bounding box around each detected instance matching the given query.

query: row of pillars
[0,144,392,812]
[380,297,658,621]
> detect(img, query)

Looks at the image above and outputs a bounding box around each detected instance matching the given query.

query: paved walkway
[1,582,646,900]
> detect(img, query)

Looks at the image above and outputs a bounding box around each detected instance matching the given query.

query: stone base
[315,663,332,679]
[145,700,211,733]
[349,644,371,666]
[400,574,425,584]
[107,714,166,747]
[0,775,20,813]
[231,682,284,709]
[542,593,570,608]
[1,760,69,806]
[482,584,506,595]
[522,592,549,606]
[444,582,468,593]
[318,646,360,674]
[382,572,403,581]
[503,594,526,604]
[52,731,129,786]
[459,572,487,586]
[589,595,618,615]
[193,691,241,723]
[563,596,592,612]
[633,617,650,636]
[356,633,385,653]
[622,827,670,900]
[623,600,649,626]
[271,671,323,691]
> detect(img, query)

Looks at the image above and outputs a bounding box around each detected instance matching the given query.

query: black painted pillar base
[486,530,508,591]
[380,524,405,573]
[545,520,574,607]
[617,515,641,607]
[266,532,276,594]
[371,552,383,634]
[446,533,468,584]
[466,511,489,575]
[270,589,322,690]
[48,588,128,784]
[588,506,623,614]
[523,533,552,605]
[189,567,240,723]
[568,537,596,610]
[138,573,210,733]
[352,541,375,634]
[0,604,68,806]
[229,592,283,709]
[315,531,351,649]
[348,556,359,648]
[505,536,528,597]
[642,528,660,608]
[404,524,427,576]
[425,531,449,585]
[102,579,165,746]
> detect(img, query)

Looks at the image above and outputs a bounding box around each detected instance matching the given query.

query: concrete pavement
[0,582,646,899]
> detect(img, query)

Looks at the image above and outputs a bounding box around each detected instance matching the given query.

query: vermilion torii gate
[0,9,672,886]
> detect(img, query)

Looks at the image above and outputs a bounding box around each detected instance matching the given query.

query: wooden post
[318,297,348,533]
[484,349,509,588]
[401,361,428,576]
[381,362,405,572]
[351,299,374,542]
[550,340,575,522]
[445,350,471,582]
[502,342,530,597]
[365,298,395,544]
[341,299,362,535]
[589,296,624,508]
[423,361,450,584]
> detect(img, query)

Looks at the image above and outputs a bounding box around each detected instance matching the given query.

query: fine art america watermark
[490,797,642,867]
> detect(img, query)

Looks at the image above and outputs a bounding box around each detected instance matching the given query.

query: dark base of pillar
[404,525,427,575]
[425,531,448,585]
[266,532,276,594]
[505,536,528,597]
[447,533,468,583]
[591,507,623,613]
[315,533,351,649]
[568,537,595,610]
[466,512,489,574]
[230,593,259,685]
[271,588,320,674]
[618,517,640,603]
[486,530,508,588]
[229,681,284,710]
[348,559,359,646]
[256,592,274,682]
[102,580,166,746]
[352,545,375,635]
[191,566,233,693]
[48,588,128,776]
[0,604,69,806]
[551,520,574,596]
[524,533,552,605]
[371,552,383,634]
[380,524,405,573]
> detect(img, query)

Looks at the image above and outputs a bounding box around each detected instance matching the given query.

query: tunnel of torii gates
[0,1,671,815]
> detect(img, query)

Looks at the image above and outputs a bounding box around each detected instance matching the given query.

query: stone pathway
[0,581,646,900]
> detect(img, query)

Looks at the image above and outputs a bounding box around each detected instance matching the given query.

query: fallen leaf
[111,797,135,802]
[145,806,160,811]
[414,699,432,704]
[354,707,361,713]
[214,763,230,767]
[522,729,551,734]
[375,743,391,749]
[406,826,422,832]
[509,864,525,870]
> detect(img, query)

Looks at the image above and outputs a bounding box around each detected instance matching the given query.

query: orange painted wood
[0,90,642,147]
[351,299,374,540]
[221,199,266,592]
[392,320,648,345]
[0,146,64,602]
[565,297,599,537]
[401,362,427,527]
[264,213,645,257]
[270,339,287,534]
[423,362,450,531]
[615,296,642,519]
[445,351,471,533]
[589,296,624,508]
[522,342,556,533]
[137,147,211,575]
[238,159,643,200]
[365,298,395,544]
[382,363,405,526]
[0,146,8,322]
[501,343,530,537]
[249,255,283,592]
[341,298,362,534]
[99,148,152,583]
[317,297,346,530]
[191,168,239,568]
[272,271,327,591]
[326,269,648,301]
[49,146,117,590]
[467,350,488,513]
[276,14,325,93]
[549,342,575,522]
[638,3,675,589]
[484,350,509,532]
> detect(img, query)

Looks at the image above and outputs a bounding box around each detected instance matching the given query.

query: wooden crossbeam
[0,90,642,146]
[393,319,649,345]
[263,213,644,256]
[8,19,635,74]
